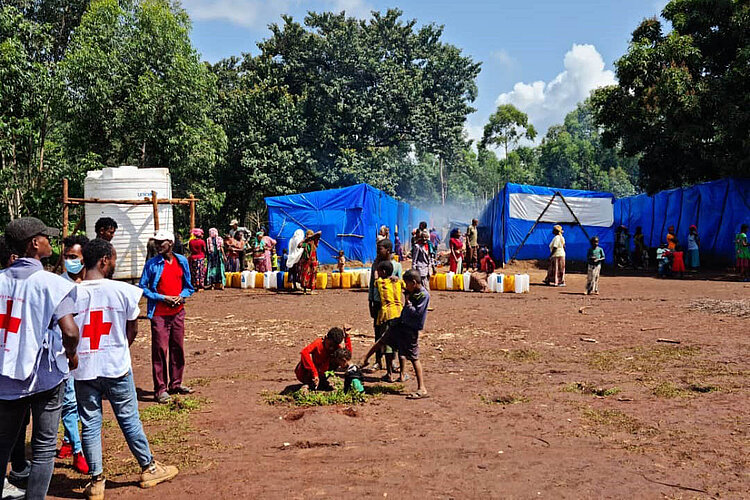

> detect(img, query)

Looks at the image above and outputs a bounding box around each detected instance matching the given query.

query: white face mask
[65,258,84,275]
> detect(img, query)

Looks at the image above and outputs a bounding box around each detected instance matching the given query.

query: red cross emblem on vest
[83,310,112,350]
[0,300,21,344]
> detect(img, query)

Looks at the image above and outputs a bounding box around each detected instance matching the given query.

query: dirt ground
[43,268,749,499]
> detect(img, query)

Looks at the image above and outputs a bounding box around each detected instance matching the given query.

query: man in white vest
[75,238,178,500]
[0,217,80,500]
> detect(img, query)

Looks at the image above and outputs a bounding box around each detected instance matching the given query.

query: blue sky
[183,0,669,141]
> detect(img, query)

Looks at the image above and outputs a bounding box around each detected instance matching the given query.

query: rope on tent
[277,208,341,255]
[558,193,591,242]
[508,193,557,262]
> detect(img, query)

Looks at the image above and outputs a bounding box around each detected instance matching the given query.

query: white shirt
[550,234,566,258]
[72,279,143,381]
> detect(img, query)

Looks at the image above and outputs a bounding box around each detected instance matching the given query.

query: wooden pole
[189,194,196,230]
[151,190,160,231]
[62,179,69,238]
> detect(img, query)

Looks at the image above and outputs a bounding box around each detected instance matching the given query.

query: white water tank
[84,166,174,280]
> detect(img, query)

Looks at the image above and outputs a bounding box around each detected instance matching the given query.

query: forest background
[1,0,747,229]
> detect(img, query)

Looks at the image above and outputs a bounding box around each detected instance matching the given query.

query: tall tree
[480,104,537,159]
[213,9,481,218]
[591,0,749,192]
[60,0,226,217]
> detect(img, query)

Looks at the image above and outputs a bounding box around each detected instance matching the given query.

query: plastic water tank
[84,166,173,280]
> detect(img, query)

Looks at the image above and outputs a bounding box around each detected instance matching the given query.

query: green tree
[60,0,226,220]
[480,104,537,159]
[538,100,638,197]
[214,9,481,218]
[591,0,749,192]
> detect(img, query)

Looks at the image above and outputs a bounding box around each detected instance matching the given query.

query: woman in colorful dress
[449,228,464,273]
[251,231,266,272]
[188,228,207,290]
[298,230,322,294]
[261,229,277,273]
[206,228,226,290]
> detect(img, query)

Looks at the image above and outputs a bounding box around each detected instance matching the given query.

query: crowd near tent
[265,184,429,265]
[479,183,616,264]
[614,178,750,265]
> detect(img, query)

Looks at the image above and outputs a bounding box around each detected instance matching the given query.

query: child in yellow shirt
[375,260,404,382]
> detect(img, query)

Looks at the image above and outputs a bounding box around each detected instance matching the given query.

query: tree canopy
[591,0,749,192]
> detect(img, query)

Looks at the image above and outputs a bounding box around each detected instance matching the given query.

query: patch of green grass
[263,375,368,407]
[480,394,529,405]
[503,348,540,363]
[140,396,206,422]
[651,381,687,398]
[582,407,651,435]
[563,382,621,397]
[368,383,405,395]
[187,377,211,387]
[588,345,700,373]
[652,381,720,398]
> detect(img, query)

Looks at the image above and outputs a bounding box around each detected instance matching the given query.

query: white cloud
[182,0,372,28]
[495,44,616,138]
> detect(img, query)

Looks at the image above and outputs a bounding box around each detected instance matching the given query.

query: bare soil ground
[44,269,749,499]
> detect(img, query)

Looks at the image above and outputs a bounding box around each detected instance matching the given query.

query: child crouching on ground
[334,348,364,394]
[295,327,352,391]
[361,269,430,399]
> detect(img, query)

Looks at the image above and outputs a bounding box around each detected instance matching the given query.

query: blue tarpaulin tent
[479,183,616,264]
[614,178,750,264]
[265,184,430,265]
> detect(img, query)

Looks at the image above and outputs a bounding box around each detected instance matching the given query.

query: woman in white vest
[0,217,80,500]
[74,238,178,500]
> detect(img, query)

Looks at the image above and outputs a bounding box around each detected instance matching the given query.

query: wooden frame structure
[61,178,199,238]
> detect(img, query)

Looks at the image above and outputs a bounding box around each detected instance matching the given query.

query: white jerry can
[463,272,471,291]
[248,271,257,289]
[241,271,252,289]
[495,274,505,293]
[446,272,454,290]
[269,271,279,290]
[514,274,525,294]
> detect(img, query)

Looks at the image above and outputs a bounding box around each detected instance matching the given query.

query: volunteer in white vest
[74,238,178,500]
[0,217,80,500]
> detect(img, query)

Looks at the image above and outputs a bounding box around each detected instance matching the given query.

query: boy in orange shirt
[295,327,351,391]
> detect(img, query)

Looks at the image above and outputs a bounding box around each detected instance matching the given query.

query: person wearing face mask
[139,231,194,404]
[58,235,91,474]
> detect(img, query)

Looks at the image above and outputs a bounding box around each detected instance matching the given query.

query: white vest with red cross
[0,269,75,381]
[71,279,143,381]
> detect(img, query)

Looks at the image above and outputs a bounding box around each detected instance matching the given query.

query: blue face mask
[65,258,84,275]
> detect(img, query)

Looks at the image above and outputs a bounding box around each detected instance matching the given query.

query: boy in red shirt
[295,327,351,391]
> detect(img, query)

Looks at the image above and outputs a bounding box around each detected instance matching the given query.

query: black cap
[5,217,60,245]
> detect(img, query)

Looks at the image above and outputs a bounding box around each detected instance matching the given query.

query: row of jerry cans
[330,269,372,289]
[488,273,530,293]
[428,272,530,293]
[225,271,329,290]
[429,272,472,291]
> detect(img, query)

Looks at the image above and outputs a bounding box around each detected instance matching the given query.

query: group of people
[185,220,325,294]
[295,225,432,400]
[0,216,191,500]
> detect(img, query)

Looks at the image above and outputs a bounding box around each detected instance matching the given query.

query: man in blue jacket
[139,231,194,404]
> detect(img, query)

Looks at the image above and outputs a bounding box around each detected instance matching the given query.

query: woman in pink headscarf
[206,228,226,290]
[261,228,277,272]
[188,228,207,289]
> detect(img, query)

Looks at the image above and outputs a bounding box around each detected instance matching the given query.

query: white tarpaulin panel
[509,193,613,227]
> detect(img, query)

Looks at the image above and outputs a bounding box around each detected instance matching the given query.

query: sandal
[381,374,395,383]
[396,374,410,383]
[406,390,429,400]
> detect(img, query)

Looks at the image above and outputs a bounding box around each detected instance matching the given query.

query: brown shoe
[84,476,106,500]
[140,460,178,488]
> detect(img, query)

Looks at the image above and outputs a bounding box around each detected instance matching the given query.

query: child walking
[361,269,430,399]
[586,236,605,295]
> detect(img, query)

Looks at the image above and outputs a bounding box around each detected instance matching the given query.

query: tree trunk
[140,140,147,167]
[439,156,446,206]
